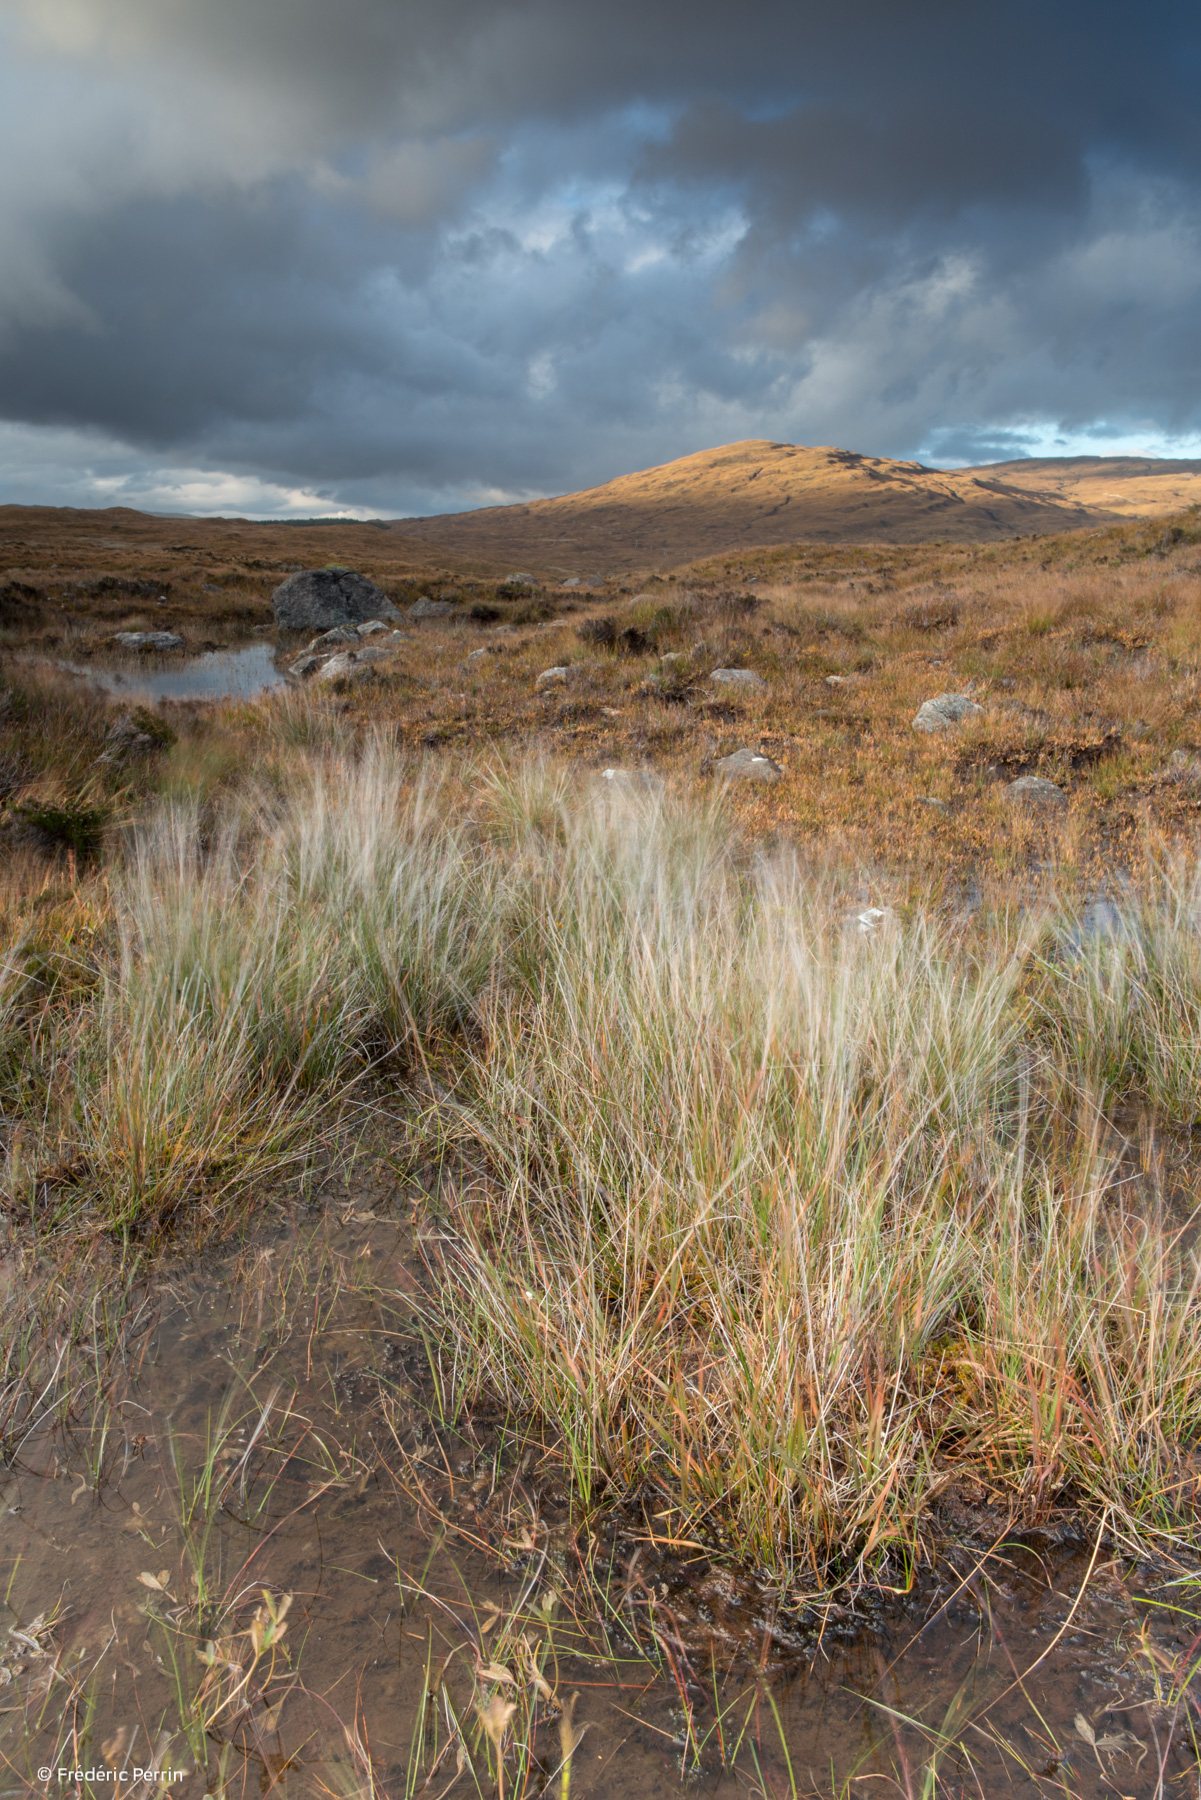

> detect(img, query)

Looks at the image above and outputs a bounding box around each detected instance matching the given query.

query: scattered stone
[271,568,398,631]
[504,571,536,585]
[999,677,1016,690]
[314,651,366,683]
[1006,775,1067,808]
[358,619,389,637]
[356,640,404,664]
[710,747,783,783]
[918,797,949,811]
[535,666,571,689]
[408,596,456,620]
[307,625,361,652]
[710,668,766,690]
[852,906,897,937]
[561,577,582,589]
[911,693,984,732]
[600,767,663,791]
[289,652,324,678]
[113,631,184,652]
[96,714,159,761]
[466,646,494,663]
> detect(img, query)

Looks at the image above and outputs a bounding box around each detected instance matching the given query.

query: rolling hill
[394,440,1115,572]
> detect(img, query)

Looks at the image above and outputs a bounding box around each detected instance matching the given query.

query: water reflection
[51,640,287,703]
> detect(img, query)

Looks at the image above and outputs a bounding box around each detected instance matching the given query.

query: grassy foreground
[4,718,1201,1601]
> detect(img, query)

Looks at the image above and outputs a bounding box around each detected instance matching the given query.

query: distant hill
[394,440,1115,572]
[976,455,1201,518]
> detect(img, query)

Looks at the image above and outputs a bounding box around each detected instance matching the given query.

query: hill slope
[395,440,1112,571]
[978,455,1201,518]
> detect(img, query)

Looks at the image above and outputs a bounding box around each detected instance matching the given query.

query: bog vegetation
[4,719,1201,1590]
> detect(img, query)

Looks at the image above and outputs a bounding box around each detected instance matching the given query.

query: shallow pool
[50,640,288,703]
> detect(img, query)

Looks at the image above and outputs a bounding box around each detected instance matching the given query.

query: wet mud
[3,1184,1200,1798]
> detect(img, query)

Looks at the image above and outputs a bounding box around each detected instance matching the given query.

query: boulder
[307,625,361,653]
[535,666,571,689]
[407,596,456,619]
[912,693,984,732]
[113,631,184,652]
[1006,775,1067,808]
[271,568,397,632]
[358,619,389,637]
[711,748,783,783]
[710,668,766,690]
[289,652,324,678]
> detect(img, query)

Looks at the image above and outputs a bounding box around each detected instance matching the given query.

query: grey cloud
[0,0,1199,514]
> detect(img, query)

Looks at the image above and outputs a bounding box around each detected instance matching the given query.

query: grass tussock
[4,742,1201,1591]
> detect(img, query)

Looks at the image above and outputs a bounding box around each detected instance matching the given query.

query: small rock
[852,906,897,937]
[561,577,582,589]
[358,619,388,637]
[289,652,324,678]
[659,652,688,670]
[307,625,360,652]
[710,747,783,783]
[535,666,571,689]
[825,674,850,687]
[271,568,398,631]
[466,647,493,663]
[314,651,365,683]
[710,668,766,690]
[504,571,536,585]
[1006,775,1067,808]
[999,677,1016,690]
[918,796,949,811]
[113,630,184,652]
[600,767,663,791]
[408,596,457,619]
[912,693,984,733]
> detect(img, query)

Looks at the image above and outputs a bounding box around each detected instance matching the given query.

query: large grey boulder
[912,693,984,733]
[271,568,398,631]
[1006,775,1067,808]
[711,748,784,783]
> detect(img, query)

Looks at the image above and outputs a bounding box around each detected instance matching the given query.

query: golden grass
[3,515,1201,1608]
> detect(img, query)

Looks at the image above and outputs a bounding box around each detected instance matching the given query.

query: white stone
[912,693,984,732]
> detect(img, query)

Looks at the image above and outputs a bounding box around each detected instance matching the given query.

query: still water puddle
[46,642,287,704]
[2,1190,1199,1797]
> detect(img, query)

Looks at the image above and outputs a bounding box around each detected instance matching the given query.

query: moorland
[4,454,1201,1794]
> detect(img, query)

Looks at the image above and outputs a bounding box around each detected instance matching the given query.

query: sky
[0,0,1198,519]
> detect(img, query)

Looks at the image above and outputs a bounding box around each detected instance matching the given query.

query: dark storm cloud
[0,0,1199,513]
